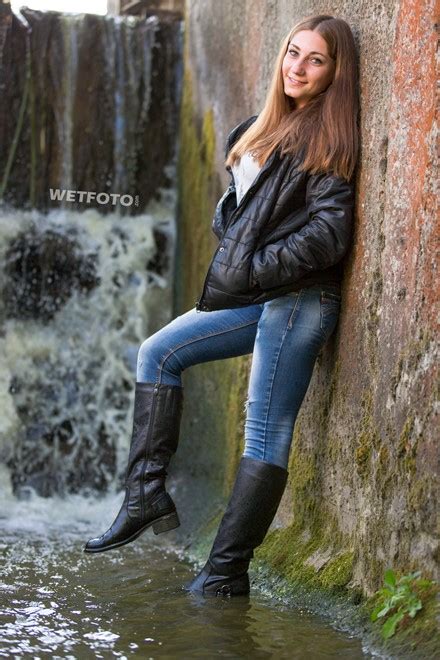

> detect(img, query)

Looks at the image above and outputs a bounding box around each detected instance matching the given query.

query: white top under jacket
[231,151,262,204]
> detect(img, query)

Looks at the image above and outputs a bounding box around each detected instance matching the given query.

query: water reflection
[0,486,370,658]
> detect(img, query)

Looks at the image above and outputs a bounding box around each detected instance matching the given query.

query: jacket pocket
[210,241,255,295]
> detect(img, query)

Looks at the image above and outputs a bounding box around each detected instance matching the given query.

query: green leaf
[371,603,390,621]
[382,611,405,639]
[376,604,392,619]
[371,604,384,622]
[389,593,406,607]
[400,570,421,585]
[384,569,397,588]
[408,600,422,617]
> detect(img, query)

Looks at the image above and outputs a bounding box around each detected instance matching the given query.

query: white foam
[0,189,176,501]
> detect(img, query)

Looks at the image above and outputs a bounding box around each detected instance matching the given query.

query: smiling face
[282,29,335,109]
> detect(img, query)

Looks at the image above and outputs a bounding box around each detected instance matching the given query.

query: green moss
[320,551,354,589]
[377,444,389,469]
[407,474,436,516]
[288,428,320,529]
[396,414,420,475]
[201,110,216,169]
[176,60,218,310]
[353,390,381,479]
[255,522,320,584]
[394,591,440,659]
[355,433,372,476]
[398,414,414,456]
[325,434,341,463]
[255,518,353,594]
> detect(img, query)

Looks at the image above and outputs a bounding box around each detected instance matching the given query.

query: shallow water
[0,485,371,659]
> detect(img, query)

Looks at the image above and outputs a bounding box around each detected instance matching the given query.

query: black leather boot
[183,456,288,596]
[84,381,184,553]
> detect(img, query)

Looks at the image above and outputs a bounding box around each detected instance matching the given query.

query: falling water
[0,5,182,495]
[0,187,177,497]
[1,8,181,212]
[58,15,79,193]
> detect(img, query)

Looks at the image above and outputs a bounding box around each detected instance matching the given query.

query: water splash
[0,188,176,497]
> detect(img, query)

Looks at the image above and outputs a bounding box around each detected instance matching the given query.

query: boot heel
[152,511,180,535]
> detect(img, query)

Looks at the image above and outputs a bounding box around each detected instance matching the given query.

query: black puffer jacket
[195,115,355,312]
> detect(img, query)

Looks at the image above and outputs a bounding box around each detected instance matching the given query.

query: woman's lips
[287,76,307,86]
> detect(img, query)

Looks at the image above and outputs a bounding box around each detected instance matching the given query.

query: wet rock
[146,226,169,277]
[3,227,99,321]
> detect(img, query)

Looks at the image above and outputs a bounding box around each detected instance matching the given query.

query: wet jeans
[136,284,342,469]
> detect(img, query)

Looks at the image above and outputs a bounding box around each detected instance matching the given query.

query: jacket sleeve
[211,115,259,240]
[250,171,355,289]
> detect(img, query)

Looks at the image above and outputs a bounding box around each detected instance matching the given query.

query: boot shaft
[209,456,288,576]
[126,382,184,481]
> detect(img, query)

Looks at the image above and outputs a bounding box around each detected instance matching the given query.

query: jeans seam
[287,290,303,329]
[155,318,259,384]
[259,312,292,463]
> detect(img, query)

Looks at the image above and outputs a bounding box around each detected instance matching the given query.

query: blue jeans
[136,284,341,469]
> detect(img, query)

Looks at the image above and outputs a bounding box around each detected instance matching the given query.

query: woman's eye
[288,50,322,65]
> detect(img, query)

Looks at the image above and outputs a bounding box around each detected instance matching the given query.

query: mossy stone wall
[173,5,438,649]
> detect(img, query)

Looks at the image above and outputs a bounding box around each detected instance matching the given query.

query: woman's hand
[250,172,355,290]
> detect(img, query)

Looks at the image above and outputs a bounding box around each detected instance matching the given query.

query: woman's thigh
[244,285,341,463]
[137,303,264,385]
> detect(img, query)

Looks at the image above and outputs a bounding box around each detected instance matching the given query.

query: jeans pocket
[320,291,341,333]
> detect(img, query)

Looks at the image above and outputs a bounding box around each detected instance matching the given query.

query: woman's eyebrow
[289,42,327,58]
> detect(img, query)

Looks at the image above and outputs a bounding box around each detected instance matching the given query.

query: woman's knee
[137,333,165,372]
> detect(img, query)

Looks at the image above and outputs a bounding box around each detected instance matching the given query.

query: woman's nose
[291,60,306,75]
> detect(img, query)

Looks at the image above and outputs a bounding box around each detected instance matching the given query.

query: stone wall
[175,0,438,605]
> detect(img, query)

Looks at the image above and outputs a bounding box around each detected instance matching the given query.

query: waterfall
[0,6,183,498]
[0,7,182,213]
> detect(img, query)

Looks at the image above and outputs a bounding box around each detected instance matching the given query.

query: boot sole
[83,510,180,553]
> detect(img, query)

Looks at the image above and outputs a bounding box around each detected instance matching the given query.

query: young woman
[84,14,359,598]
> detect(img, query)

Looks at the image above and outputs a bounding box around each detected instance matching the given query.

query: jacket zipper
[196,150,280,311]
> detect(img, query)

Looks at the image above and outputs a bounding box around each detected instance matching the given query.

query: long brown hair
[225,14,359,181]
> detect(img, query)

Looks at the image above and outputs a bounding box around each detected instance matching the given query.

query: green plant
[371,568,436,639]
